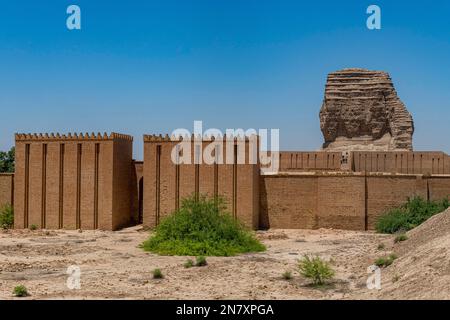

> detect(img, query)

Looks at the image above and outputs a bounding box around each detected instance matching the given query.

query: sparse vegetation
[392,274,401,283]
[374,257,390,268]
[298,255,335,286]
[282,271,292,280]
[183,257,207,268]
[184,259,194,268]
[374,253,398,268]
[29,224,37,231]
[13,285,28,297]
[141,195,265,256]
[152,268,163,279]
[376,197,449,234]
[195,256,207,266]
[0,204,14,229]
[389,253,398,261]
[394,234,408,243]
[377,243,385,250]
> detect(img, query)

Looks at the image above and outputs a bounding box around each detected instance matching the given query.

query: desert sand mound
[398,207,450,256]
[371,208,450,299]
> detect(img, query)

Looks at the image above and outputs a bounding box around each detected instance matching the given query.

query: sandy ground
[364,208,450,300]
[1,213,449,300]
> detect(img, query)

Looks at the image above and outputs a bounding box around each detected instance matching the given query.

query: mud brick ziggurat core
[1,69,449,231]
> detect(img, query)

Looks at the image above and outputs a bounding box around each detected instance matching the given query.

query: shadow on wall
[139,177,143,224]
[259,177,270,230]
[131,160,144,225]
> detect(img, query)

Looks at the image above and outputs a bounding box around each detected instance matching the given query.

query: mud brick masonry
[143,135,260,229]
[12,133,135,230]
[1,132,448,231]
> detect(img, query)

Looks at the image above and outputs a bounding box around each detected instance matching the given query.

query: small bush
[374,254,397,268]
[184,259,194,268]
[282,271,292,280]
[152,268,163,279]
[389,253,398,261]
[195,256,207,267]
[376,197,449,234]
[13,285,28,297]
[392,274,400,283]
[394,234,408,243]
[298,255,335,286]
[29,224,38,231]
[141,195,265,256]
[0,204,14,229]
[374,257,389,268]
[377,243,385,250]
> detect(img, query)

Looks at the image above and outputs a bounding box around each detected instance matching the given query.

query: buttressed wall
[351,151,450,175]
[278,152,342,171]
[14,133,135,230]
[5,132,450,232]
[267,151,450,175]
[143,135,260,229]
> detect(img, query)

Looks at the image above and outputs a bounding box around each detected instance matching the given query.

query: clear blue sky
[1,0,449,159]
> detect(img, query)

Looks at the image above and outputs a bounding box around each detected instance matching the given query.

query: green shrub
[376,197,449,234]
[184,259,194,268]
[195,256,207,266]
[374,257,389,268]
[374,254,397,268]
[389,253,398,261]
[29,224,37,231]
[298,255,335,286]
[13,285,28,297]
[377,243,385,250]
[0,204,14,229]
[152,268,163,279]
[394,234,408,243]
[282,271,292,280]
[141,195,265,256]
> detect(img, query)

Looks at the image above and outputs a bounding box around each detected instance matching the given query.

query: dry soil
[1,210,449,300]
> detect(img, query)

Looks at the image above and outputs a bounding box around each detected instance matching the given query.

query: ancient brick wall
[259,174,317,229]
[131,161,143,223]
[260,173,365,230]
[366,175,428,229]
[112,137,136,229]
[351,151,450,175]
[143,135,260,229]
[14,133,135,230]
[428,176,450,201]
[261,172,450,231]
[317,175,366,230]
[8,129,450,232]
[279,152,342,171]
[0,173,14,209]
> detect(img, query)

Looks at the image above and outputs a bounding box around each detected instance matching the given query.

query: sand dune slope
[365,208,450,299]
